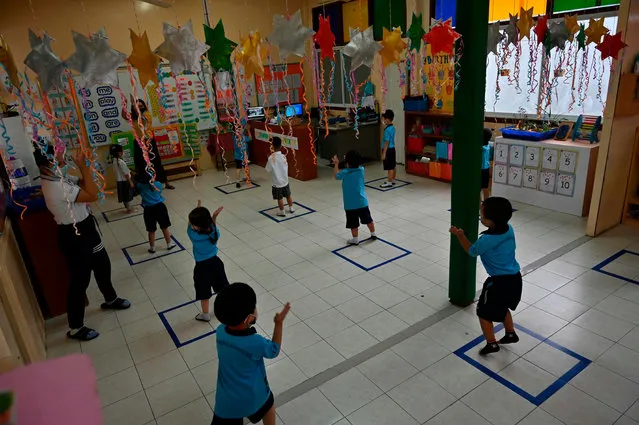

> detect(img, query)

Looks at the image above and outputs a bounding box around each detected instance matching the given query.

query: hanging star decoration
[517,7,534,40]
[236,31,266,79]
[576,24,586,50]
[313,15,336,61]
[505,14,519,46]
[343,26,381,70]
[128,30,161,88]
[23,30,66,92]
[487,22,505,55]
[548,19,570,51]
[423,18,460,56]
[204,19,237,72]
[66,29,127,87]
[155,20,210,75]
[407,12,426,52]
[379,27,407,67]
[0,36,19,89]
[534,15,549,46]
[596,31,627,60]
[584,17,609,45]
[268,9,314,60]
[564,14,580,42]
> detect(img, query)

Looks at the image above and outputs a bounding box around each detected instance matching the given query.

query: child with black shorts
[333,150,377,245]
[265,137,294,217]
[212,282,291,425]
[380,109,397,188]
[188,201,229,322]
[234,132,250,189]
[481,128,493,201]
[450,197,522,355]
[136,172,176,254]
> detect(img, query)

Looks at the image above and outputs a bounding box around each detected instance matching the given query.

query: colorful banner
[256,63,304,106]
[254,128,298,150]
[422,45,455,113]
[77,84,128,146]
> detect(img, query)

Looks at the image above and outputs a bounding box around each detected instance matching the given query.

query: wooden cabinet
[404,111,454,182]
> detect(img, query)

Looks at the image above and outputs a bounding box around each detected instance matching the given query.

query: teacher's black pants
[58,216,117,329]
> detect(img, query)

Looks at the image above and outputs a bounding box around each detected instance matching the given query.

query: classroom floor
[45,162,639,425]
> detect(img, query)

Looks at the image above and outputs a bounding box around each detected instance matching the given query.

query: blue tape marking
[331,237,412,271]
[365,177,412,192]
[101,204,143,223]
[454,323,591,406]
[259,201,317,223]
[215,181,261,194]
[158,299,219,348]
[122,235,186,266]
[592,250,639,285]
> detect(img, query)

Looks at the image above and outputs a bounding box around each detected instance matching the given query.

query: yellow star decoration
[379,27,407,68]
[517,7,534,40]
[564,14,580,42]
[236,31,266,79]
[128,30,161,88]
[584,17,609,45]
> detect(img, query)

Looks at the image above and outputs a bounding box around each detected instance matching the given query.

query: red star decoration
[533,15,549,46]
[423,18,460,56]
[596,31,627,60]
[313,15,336,61]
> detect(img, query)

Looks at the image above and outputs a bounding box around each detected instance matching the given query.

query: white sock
[371,232,376,237]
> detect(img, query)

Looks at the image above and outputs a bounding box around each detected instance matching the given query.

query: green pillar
[449,0,489,306]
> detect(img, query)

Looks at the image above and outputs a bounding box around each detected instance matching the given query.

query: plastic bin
[448,143,453,161]
[429,162,442,178]
[407,161,428,176]
[441,163,453,181]
[436,142,449,160]
[500,126,558,141]
[407,136,423,153]
[403,96,429,112]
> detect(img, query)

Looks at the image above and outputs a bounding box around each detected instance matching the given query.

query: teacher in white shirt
[33,143,131,341]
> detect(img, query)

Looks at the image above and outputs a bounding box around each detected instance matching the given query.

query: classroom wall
[587,0,639,236]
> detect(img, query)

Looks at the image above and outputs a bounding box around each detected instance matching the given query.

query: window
[490,0,546,22]
[318,47,373,108]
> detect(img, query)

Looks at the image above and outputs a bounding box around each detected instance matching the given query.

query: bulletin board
[255,63,304,107]
[77,84,128,146]
[422,45,455,113]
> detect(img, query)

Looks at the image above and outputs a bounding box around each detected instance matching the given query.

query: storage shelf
[418,134,453,141]
[405,111,454,118]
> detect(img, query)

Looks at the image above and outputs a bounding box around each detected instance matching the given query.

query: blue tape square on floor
[592,249,639,285]
[259,201,316,222]
[215,181,261,194]
[331,237,411,271]
[101,203,143,222]
[365,177,412,192]
[454,323,590,406]
[122,235,186,265]
[158,299,217,348]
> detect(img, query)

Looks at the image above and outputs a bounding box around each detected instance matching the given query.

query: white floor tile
[359,311,408,341]
[424,401,492,425]
[571,363,639,412]
[556,281,613,307]
[462,379,536,425]
[549,323,615,360]
[91,345,134,380]
[364,284,410,309]
[316,283,361,307]
[98,367,143,407]
[542,384,621,425]
[523,269,571,292]
[156,397,212,425]
[391,333,450,371]
[523,342,580,378]
[596,296,639,325]
[499,358,557,396]
[357,350,418,392]
[289,340,345,378]
[514,307,568,338]
[423,354,488,398]
[388,373,456,423]
[573,309,635,342]
[597,344,639,384]
[265,357,307,395]
[129,330,177,364]
[145,371,203,417]
[336,296,384,323]
[278,389,344,425]
[178,334,218,369]
[326,325,378,358]
[102,391,154,425]
[306,308,356,339]
[289,293,333,321]
[190,359,219,395]
[518,409,565,425]
[319,369,384,416]
[535,293,590,322]
[390,273,436,296]
[388,297,437,325]
[347,394,418,425]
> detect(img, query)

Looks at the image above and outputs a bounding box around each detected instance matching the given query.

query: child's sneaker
[195,313,211,322]
[370,232,378,241]
[148,246,156,254]
[235,182,241,188]
[479,342,500,355]
[380,181,393,188]
[288,206,295,213]
[347,238,359,245]
[276,209,286,217]
[499,332,519,344]
[167,241,176,250]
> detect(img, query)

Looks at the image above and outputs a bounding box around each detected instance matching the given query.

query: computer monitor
[284,103,304,118]
[247,106,265,120]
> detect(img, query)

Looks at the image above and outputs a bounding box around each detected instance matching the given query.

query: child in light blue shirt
[333,150,377,245]
[450,197,522,356]
[481,128,493,200]
[135,172,175,254]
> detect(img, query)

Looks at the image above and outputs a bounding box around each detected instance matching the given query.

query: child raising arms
[450,197,522,355]
[188,201,229,322]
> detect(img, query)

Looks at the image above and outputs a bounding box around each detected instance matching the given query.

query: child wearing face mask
[212,282,290,425]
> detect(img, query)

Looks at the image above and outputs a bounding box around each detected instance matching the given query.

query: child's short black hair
[33,141,55,168]
[110,144,123,156]
[189,206,214,233]
[483,128,493,145]
[483,197,513,228]
[345,150,362,168]
[135,169,152,184]
[214,282,256,326]
[382,109,394,121]
[272,137,282,150]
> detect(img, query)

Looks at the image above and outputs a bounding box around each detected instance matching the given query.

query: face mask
[247,313,257,326]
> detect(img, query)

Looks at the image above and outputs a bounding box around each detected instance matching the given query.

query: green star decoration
[576,24,586,51]
[407,13,426,52]
[204,19,237,72]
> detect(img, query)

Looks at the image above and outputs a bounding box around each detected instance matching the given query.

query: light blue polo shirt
[469,225,520,276]
[187,225,220,262]
[136,181,164,207]
[383,124,396,149]
[234,135,250,161]
[482,145,491,170]
[336,166,368,211]
[214,325,280,419]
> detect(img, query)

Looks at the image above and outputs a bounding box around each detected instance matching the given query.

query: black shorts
[117,181,134,204]
[272,184,291,200]
[235,159,244,169]
[143,202,171,232]
[194,256,229,300]
[476,272,523,322]
[212,392,274,425]
[383,148,396,170]
[345,206,373,229]
[481,168,490,189]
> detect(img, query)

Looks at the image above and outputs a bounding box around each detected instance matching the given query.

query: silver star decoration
[548,20,570,50]
[155,20,210,74]
[487,22,505,55]
[66,28,126,87]
[505,14,519,46]
[23,29,67,93]
[268,9,314,59]
[343,26,381,71]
